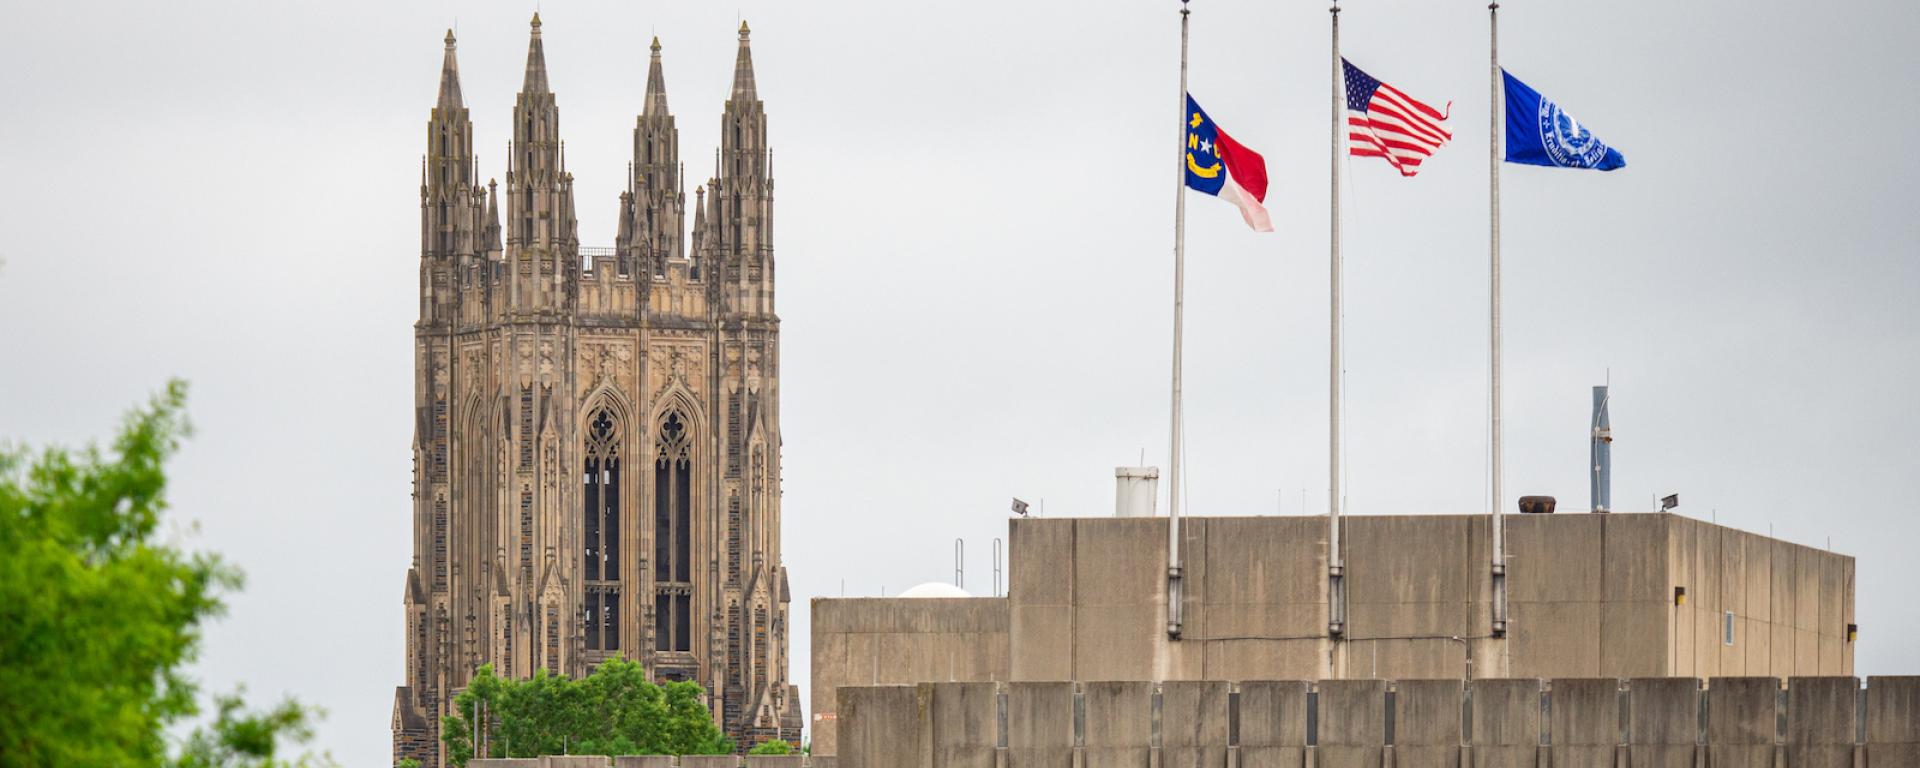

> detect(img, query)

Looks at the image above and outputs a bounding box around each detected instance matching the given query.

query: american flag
[1344,59,1452,177]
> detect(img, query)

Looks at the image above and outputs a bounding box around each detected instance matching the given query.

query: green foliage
[748,739,794,755]
[171,691,336,768]
[397,761,422,768]
[0,381,241,766]
[441,658,730,764]
[0,381,332,768]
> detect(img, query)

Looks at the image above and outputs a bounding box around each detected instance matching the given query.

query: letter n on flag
[1184,94,1272,232]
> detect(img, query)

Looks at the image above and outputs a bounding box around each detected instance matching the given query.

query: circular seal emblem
[1537,98,1609,168]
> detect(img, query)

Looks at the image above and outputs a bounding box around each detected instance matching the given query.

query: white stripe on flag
[1217,175,1273,232]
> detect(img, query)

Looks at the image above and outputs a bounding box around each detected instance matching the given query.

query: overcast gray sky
[2,0,1916,763]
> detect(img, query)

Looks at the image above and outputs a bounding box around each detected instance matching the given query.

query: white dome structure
[897,582,972,598]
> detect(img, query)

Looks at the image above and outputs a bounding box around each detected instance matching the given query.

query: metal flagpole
[1327,1,1347,644]
[1166,0,1190,639]
[1488,0,1509,640]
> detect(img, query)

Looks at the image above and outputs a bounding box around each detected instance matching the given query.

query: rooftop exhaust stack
[1591,385,1612,512]
[1115,467,1159,518]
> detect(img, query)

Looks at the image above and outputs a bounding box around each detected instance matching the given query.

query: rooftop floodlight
[1010,497,1030,517]
[1660,494,1679,512]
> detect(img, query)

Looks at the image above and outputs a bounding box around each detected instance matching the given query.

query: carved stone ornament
[580,343,633,387]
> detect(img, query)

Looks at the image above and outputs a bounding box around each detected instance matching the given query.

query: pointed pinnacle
[643,35,670,117]
[436,28,464,108]
[740,19,750,37]
[730,20,757,100]
[522,14,550,93]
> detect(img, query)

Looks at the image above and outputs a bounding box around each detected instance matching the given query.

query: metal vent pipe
[1591,385,1611,512]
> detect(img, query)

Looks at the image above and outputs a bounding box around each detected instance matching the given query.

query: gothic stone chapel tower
[393,17,798,765]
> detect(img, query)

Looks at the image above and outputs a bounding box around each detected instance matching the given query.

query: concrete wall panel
[611,757,674,768]
[1717,529,1746,676]
[1598,602,1666,678]
[1603,515,1667,602]
[811,597,1010,755]
[1508,600,1601,679]
[1597,516,1669,677]
[1665,518,1701,678]
[1237,681,1308,768]
[1160,681,1229,768]
[539,759,614,768]
[744,758,803,768]
[1841,560,1855,675]
[1394,679,1463,768]
[679,757,742,768]
[1201,639,1323,682]
[1081,681,1152,768]
[1548,679,1618,768]
[1317,679,1386,768]
[1010,519,1076,605]
[1467,679,1539,768]
[1072,520,1165,683]
[1785,677,1857,768]
[1865,676,1920,766]
[931,682,998,768]
[1004,682,1073,768]
[1627,678,1698,768]
[1738,534,1773,675]
[1346,517,1470,625]
[1507,514,1604,603]
[838,685,926,768]
[1770,541,1797,675]
[1705,677,1776,768]
[1009,519,1075,684]
[1187,517,1326,684]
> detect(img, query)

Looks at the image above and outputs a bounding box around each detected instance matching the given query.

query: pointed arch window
[582,407,621,651]
[653,409,694,653]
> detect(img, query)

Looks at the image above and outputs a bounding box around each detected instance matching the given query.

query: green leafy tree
[0,381,333,768]
[172,692,334,768]
[441,658,729,763]
[747,739,794,755]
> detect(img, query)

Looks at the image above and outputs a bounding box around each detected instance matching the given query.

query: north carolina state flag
[1183,94,1272,232]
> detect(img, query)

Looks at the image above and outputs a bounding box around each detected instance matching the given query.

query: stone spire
[506,10,575,313]
[437,30,463,109]
[644,36,669,117]
[523,13,550,94]
[628,35,683,281]
[729,20,757,103]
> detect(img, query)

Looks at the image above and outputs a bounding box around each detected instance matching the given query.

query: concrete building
[394,16,799,766]
[811,512,1856,756]
[834,676,1920,767]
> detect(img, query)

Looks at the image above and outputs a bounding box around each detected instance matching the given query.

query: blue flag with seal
[1502,70,1625,171]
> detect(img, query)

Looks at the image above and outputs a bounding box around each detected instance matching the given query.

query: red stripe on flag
[1213,127,1269,203]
